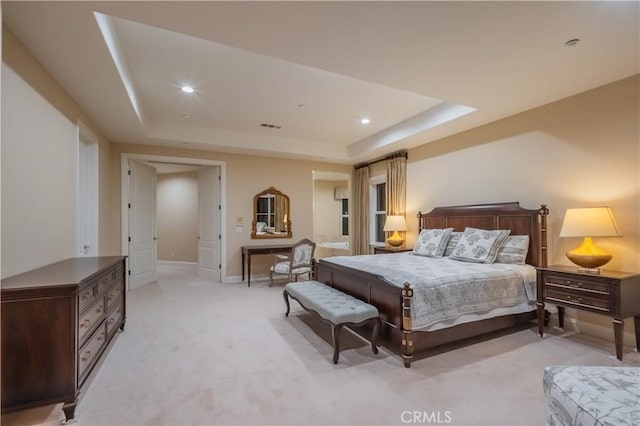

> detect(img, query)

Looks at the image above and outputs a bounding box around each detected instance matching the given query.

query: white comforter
[322,252,537,330]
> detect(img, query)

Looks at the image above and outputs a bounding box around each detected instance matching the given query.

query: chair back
[290,238,316,270]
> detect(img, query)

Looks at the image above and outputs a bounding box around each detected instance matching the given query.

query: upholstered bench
[283,280,381,364]
[543,366,640,426]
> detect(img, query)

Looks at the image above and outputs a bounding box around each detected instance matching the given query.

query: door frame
[121,153,227,286]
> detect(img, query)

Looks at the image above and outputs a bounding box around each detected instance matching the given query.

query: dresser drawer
[78,283,97,313]
[97,270,116,295]
[106,283,123,310]
[106,298,123,336]
[78,323,107,381]
[78,298,106,344]
[545,289,610,312]
[545,275,610,294]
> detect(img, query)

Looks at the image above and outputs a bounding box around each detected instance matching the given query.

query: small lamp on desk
[559,207,621,274]
[383,215,407,247]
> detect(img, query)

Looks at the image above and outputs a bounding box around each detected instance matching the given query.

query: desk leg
[558,306,565,329]
[242,252,245,282]
[613,318,624,361]
[247,254,252,287]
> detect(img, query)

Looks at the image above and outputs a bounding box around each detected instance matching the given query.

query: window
[369,176,386,245]
[256,194,275,227]
[341,199,349,236]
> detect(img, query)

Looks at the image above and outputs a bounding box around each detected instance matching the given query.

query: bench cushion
[543,366,640,426]
[285,281,378,325]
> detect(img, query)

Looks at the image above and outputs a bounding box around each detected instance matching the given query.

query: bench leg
[283,290,291,317]
[371,318,380,355]
[332,324,344,364]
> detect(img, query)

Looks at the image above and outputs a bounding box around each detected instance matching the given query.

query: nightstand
[373,246,412,254]
[536,265,640,360]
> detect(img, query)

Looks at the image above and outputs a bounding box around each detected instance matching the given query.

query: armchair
[269,238,316,287]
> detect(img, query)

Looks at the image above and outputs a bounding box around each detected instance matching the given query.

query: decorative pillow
[413,228,454,257]
[450,227,511,263]
[494,235,530,265]
[443,232,463,257]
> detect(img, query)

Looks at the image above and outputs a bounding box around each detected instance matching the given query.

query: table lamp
[559,207,621,273]
[383,215,407,247]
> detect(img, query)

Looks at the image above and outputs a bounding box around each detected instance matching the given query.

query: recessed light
[180,113,191,119]
[564,38,580,47]
[361,118,371,124]
[181,86,194,93]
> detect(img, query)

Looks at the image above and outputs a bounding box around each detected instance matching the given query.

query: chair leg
[269,271,274,287]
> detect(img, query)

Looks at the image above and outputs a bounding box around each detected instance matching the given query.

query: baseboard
[157,260,197,265]
[546,307,637,348]
[576,320,637,349]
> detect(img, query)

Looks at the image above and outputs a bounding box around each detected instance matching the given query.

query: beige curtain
[386,155,407,240]
[274,194,287,232]
[352,166,371,255]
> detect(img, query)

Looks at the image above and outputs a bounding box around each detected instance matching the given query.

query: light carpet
[2,262,638,426]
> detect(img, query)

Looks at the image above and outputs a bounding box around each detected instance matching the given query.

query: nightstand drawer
[545,275,610,294]
[545,289,610,312]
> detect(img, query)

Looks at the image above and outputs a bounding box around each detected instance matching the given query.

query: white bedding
[322,252,537,331]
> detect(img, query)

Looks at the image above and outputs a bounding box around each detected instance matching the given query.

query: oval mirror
[251,187,292,239]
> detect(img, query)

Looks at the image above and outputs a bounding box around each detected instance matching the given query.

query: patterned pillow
[494,235,530,265]
[450,227,511,263]
[443,232,463,257]
[413,228,454,257]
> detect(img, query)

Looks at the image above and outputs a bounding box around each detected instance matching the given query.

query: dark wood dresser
[1,256,126,421]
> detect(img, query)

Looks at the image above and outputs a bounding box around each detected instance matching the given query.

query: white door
[198,166,221,280]
[128,160,157,289]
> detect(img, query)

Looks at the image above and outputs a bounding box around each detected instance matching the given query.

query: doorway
[312,171,351,259]
[121,154,227,290]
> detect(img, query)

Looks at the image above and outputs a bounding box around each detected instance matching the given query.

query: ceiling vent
[260,123,282,129]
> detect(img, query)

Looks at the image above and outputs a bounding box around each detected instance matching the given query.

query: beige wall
[1,27,113,277]
[313,180,348,242]
[157,172,198,262]
[406,75,640,345]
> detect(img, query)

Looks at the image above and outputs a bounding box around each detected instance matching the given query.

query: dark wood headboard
[417,202,549,267]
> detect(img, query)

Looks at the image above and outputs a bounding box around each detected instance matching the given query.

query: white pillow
[494,235,530,265]
[413,228,454,257]
[450,227,511,263]
[443,232,463,257]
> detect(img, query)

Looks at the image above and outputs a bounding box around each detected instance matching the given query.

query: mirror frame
[251,187,292,239]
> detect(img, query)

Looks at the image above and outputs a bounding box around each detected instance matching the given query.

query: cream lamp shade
[383,215,407,247]
[559,207,621,272]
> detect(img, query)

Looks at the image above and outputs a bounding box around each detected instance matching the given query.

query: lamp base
[566,237,612,270]
[386,231,405,248]
[576,266,603,275]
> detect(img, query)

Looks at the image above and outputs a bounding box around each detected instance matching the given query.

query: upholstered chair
[269,238,316,287]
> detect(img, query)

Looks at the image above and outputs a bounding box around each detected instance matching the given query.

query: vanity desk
[241,244,292,287]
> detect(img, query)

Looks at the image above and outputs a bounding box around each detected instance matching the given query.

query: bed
[315,202,549,367]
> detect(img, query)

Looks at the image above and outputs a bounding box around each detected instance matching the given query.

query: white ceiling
[3,1,638,164]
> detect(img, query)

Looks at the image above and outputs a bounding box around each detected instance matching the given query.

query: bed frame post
[401,283,414,368]
[538,204,549,268]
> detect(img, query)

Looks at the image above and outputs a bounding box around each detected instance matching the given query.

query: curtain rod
[354,150,407,170]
